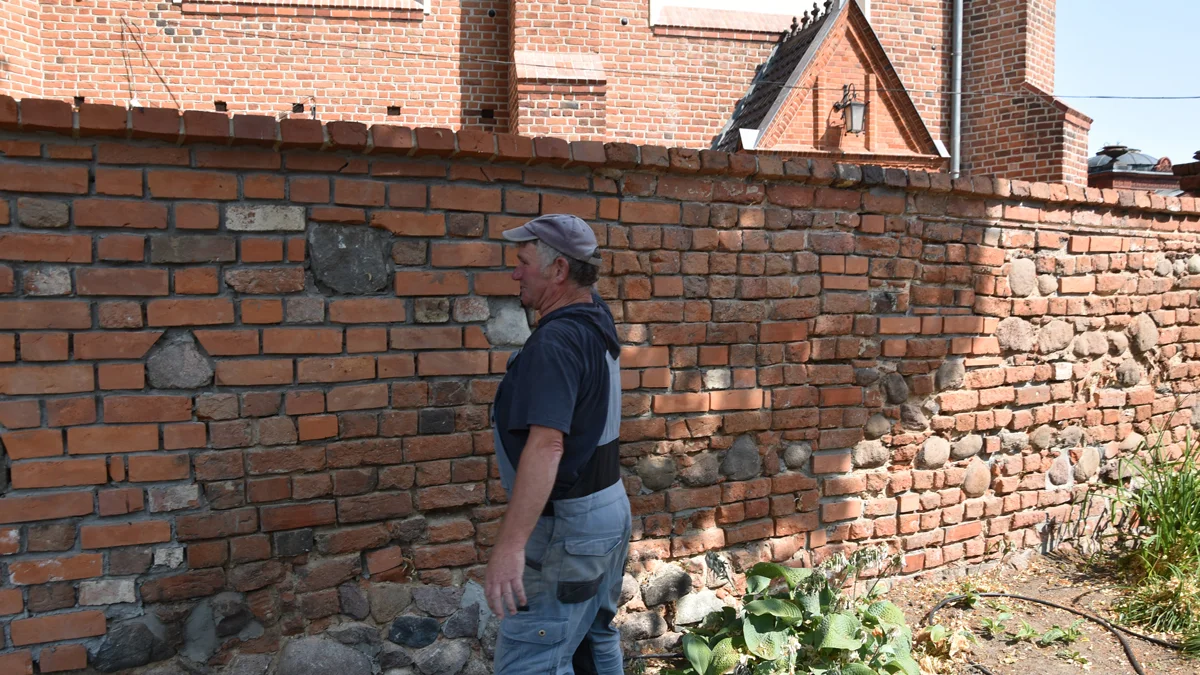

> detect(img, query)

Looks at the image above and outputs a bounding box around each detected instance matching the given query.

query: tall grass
[1098,430,1200,636]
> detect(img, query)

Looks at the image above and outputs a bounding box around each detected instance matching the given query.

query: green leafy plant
[1007,620,1039,643]
[978,613,1012,639]
[1036,619,1084,647]
[1089,429,1200,638]
[1056,649,1090,666]
[664,547,919,675]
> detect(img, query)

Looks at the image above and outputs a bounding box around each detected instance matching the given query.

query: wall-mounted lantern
[833,84,867,135]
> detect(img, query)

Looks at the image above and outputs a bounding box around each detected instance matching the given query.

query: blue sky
[1057,0,1200,164]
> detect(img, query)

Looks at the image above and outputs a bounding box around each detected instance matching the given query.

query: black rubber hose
[925,592,1186,675]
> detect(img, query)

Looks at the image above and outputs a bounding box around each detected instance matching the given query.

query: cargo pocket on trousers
[557,535,624,604]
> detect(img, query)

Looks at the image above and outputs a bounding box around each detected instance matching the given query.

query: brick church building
[0,0,1090,182]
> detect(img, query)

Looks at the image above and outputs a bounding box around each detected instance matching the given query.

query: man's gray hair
[535,240,599,287]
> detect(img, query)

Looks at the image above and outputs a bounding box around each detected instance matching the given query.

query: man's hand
[485,543,527,617]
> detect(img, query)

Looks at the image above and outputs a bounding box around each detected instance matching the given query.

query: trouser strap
[541,438,620,516]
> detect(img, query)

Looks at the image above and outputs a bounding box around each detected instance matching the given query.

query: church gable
[715,0,942,167]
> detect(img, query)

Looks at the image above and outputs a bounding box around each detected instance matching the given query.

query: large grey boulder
[951,435,983,460]
[637,455,677,491]
[675,589,726,625]
[278,637,372,675]
[1008,258,1037,297]
[486,298,531,347]
[412,586,462,618]
[916,437,951,470]
[1075,447,1101,482]
[1073,331,1108,357]
[370,583,413,624]
[997,317,1036,352]
[148,334,213,389]
[642,565,693,607]
[864,414,891,440]
[1038,320,1074,354]
[783,442,812,470]
[91,616,175,672]
[619,612,668,641]
[309,223,391,294]
[1116,359,1145,387]
[935,359,966,391]
[415,640,471,675]
[962,459,991,498]
[442,605,480,639]
[680,453,720,487]
[900,404,928,430]
[999,431,1028,453]
[852,440,889,469]
[388,616,440,648]
[1029,426,1056,451]
[1129,314,1159,353]
[882,373,909,404]
[1048,454,1073,486]
[720,436,762,481]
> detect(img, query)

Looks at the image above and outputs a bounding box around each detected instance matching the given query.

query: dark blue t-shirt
[493,293,621,499]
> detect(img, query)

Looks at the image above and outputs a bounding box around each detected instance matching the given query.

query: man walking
[486,214,630,675]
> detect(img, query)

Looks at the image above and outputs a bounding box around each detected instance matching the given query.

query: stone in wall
[853,440,889,469]
[916,437,950,470]
[951,434,982,460]
[1129,314,1159,353]
[720,435,762,481]
[1008,258,1038,297]
[637,455,678,490]
[308,223,392,294]
[997,317,1035,352]
[1038,320,1075,354]
[277,637,372,675]
[147,333,213,389]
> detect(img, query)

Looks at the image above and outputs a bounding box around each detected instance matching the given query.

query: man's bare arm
[485,424,564,616]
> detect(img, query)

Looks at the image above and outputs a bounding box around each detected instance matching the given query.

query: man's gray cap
[502,214,602,266]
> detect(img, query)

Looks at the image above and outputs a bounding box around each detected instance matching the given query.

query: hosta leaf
[683,633,712,675]
[746,574,771,595]
[797,591,822,617]
[928,624,947,644]
[746,562,813,590]
[842,664,878,675]
[707,637,739,675]
[743,613,787,660]
[817,613,863,651]
[744,598,804,621]
[882,654,921,675]
[866,601,906,627]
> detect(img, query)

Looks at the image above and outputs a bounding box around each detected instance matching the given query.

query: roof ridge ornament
[801,10,810,28]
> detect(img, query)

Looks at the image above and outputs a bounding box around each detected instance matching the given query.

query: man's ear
[554,257,570,283]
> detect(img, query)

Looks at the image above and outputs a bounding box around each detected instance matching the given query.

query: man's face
[512,242,551,309]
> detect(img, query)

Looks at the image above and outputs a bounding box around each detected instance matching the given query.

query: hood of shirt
[537,291,621,359]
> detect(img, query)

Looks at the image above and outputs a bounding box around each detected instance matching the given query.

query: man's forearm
[495,427,563,553]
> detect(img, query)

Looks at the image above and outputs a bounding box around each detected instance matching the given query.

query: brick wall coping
[3,95,1197,218]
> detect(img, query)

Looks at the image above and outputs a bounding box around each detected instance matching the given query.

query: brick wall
[1,96,1196,671]
[0,0,40,100]
[0,0,1086,184]
[961,0,1092,185]
[870,0,952,145]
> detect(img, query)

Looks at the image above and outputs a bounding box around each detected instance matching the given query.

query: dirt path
[887,554,1196,674]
